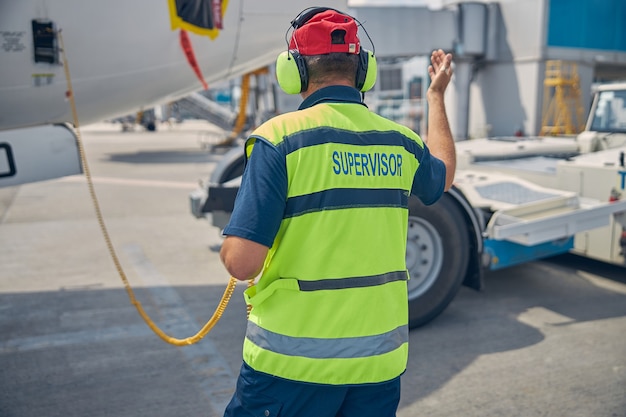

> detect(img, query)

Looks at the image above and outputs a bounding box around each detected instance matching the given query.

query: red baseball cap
[289,9,361,56]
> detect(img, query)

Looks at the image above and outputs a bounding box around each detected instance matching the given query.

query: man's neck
[300,80,355,100]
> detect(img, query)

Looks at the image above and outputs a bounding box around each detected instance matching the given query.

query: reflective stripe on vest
[285,188,409,218]
[298,270,407,291]
[247,321,408,359]
[244,270,408,307]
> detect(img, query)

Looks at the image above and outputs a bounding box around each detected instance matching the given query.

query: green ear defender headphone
[275,7,378,95]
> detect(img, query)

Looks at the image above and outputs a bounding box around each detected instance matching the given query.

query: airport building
[349,0,626,139]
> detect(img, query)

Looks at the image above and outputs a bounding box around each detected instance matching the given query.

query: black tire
[406,193,470,328]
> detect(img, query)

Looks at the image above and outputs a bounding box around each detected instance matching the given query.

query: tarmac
[1,120,625,417]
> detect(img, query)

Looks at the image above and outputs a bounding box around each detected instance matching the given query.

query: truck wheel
[211,145,245,184]
[406,193,469,328]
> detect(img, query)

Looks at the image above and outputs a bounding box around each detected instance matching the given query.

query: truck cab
[577,83,626,153]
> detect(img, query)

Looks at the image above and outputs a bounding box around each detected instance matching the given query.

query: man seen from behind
[220,6,456,417]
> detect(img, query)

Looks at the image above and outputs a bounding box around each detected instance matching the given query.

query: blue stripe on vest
[297,270,408,291]
[279,127,425,160]
[285,188,408,218]
[246,321,408,359]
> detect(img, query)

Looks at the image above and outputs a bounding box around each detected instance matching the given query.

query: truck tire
[210,145,245,184]
[406,193,469,328]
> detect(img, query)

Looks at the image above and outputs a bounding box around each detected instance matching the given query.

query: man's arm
[220,236,268,281]
[426,49,456,191]
[218,139,287,281]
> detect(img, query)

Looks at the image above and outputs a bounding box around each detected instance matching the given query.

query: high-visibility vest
[243,101,426,385]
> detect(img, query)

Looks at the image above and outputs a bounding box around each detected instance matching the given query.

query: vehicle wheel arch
[405,185,484,329]
[447,185,485,292]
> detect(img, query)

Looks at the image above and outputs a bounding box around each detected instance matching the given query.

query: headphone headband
[291,7,344,29]
[276,7,378,94]
[287,7,375,56]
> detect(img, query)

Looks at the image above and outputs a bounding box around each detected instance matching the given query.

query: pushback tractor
[190,83,626,328]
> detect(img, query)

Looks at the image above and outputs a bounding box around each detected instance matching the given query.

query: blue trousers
[223,362,401,417]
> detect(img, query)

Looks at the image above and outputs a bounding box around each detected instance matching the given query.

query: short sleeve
[222,139,287,247]
[410,145,447,205]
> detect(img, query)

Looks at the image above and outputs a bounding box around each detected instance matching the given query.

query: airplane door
[0,124,82,187]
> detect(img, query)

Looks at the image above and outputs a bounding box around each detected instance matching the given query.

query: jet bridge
[351,3,499,140]
[175,92,237,132]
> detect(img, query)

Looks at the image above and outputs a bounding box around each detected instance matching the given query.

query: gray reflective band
[297,270,408,291]
[246,321,408,359]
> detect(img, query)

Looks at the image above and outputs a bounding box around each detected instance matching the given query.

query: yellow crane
[540,60,586,136]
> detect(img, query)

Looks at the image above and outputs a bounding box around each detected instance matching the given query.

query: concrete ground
[1,120,625,417]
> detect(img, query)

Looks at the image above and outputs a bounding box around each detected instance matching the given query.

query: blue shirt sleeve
[411,144,447,205]
[222,138,287,247]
